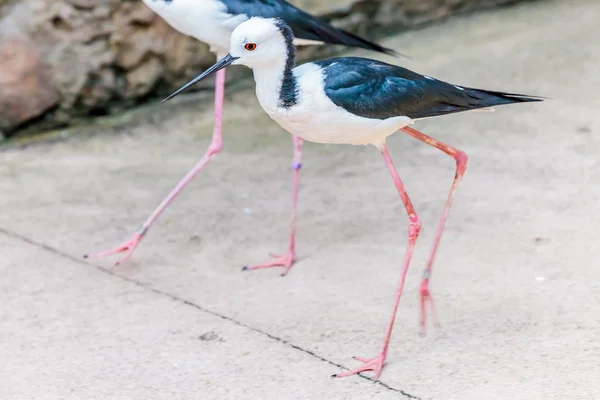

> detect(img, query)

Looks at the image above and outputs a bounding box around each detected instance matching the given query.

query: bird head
[230,17,294,69]
[163,17,295,102]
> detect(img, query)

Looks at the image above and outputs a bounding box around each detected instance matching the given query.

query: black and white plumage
[165,17,542,145]
[163,17,543,380]
[314,57,542,120]
[142,0,395,56]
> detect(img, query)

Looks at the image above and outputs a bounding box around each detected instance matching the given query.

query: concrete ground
[1,0,599,399]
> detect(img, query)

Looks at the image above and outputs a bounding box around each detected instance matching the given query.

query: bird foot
[419,279,440,336]
[242,249,295,276]
[333,353,387,380]
[84,231,144,266]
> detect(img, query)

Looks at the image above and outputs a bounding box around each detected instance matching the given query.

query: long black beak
[162,54,239,103]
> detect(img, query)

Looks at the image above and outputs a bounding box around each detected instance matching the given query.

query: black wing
[314,57,543,120]
[222,0,395,55]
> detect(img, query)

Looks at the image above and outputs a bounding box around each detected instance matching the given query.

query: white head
[229,17,295,69]
[162,18,296,103]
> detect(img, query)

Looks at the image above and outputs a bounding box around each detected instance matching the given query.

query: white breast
[142,0,248,53]
[258,63,414,146]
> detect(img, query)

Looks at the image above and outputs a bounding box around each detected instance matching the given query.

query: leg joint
[455,150,468,174]
[408,215,422,238]
[292,162,302,170]
[208,141,223,157]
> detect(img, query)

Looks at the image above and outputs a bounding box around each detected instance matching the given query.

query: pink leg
[401,126,468,336]
[334,143,421,380]
[243,136,303,276]
[85,68,228,265]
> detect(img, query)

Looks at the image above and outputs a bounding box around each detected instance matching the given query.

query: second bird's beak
[163,53,239,103]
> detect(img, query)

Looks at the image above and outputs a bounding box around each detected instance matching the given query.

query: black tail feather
[332,27,400,57]
[411,86,544,119]
[291,9,402,57]
[300,21,400,56]
[469,88,546,105]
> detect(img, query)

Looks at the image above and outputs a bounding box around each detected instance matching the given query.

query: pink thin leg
[85,68,228,265]
[334,143,421,380]
[243,136,303,276]
[401,126,468,336]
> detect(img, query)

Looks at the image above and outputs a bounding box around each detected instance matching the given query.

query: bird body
[256,61,413,145]
[167,18,541,147]
[142,0,394,55]
[142,0,245,53]
[163,16,543,380]
[256,57,541,145]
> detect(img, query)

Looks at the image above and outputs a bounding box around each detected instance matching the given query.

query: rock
[65,0,97,10]
[125,56,163,98]
[0,38,60,132]
[0,0,531,136]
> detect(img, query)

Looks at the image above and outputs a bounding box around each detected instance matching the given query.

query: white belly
[256,63,414,146]
[276,111,412,146]
[141,0,247,53]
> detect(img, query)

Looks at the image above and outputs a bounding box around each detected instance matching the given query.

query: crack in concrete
[0,227,422,399]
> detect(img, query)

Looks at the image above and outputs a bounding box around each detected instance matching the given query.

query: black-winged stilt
[163,17,543,379]
[86,0,397,272]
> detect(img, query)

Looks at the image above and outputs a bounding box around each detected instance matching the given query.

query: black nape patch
[273,18,299,108]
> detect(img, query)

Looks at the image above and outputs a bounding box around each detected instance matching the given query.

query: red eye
[244,43,257,51]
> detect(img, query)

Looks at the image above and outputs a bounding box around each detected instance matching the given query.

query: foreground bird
[163,17,542,378]
[86,0,397,272]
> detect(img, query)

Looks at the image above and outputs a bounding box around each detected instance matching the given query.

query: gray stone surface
[1,0,599,399]
[0,38,59,131]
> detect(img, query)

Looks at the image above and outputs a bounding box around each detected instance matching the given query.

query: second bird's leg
[334,143,421,380]
[243,136,303,276]
[401,126,468,335]
[85,68,228,265]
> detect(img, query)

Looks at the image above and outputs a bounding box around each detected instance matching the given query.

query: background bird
[87,0,398,274]
[163,17,543,379]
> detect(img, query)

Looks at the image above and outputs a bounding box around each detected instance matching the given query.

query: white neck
[252,59,290,113]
